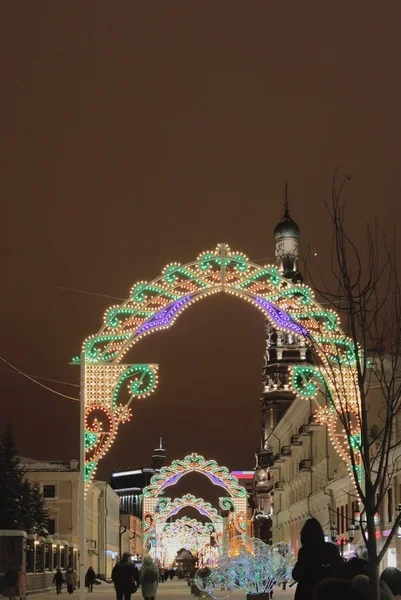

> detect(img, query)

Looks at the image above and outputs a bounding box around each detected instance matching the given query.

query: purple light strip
[253,296,309,337]
[135,296,192,336]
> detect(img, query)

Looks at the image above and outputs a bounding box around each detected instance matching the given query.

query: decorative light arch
[152,494,223,550]
[75,244,361,487]
[159,518,216,567]
[162,517,215,537]
[155,494,223,524]
[143,454,247,541]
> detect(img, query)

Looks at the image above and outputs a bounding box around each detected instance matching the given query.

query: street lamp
[330,523,338,542]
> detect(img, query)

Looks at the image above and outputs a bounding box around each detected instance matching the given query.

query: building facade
[252,201,401,570]
[120,515,143,559]
[22,457,121,577]
[253,196,307,544]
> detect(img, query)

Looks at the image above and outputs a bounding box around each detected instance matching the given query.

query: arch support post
[79,352,86,600]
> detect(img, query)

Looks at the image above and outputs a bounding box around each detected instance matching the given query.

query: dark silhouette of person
[85,567,96,593]
[5,564,18,600]
[53,569,64,595]
[292,518,343,600]
[112,553,139,600]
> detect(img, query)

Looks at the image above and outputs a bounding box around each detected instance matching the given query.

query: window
[47,519,56,535]
[43,485,56,498]
[340,505,345,534]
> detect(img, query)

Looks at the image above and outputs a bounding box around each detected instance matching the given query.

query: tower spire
[152,436,166,470]
[284,183,289,218]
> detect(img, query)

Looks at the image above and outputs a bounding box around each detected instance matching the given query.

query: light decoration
[162,517,215,537]
[75,243,362,486]
[142,453,247,544]
[82,363,158,484]
[158,518,214,567]
[155,494,223,524]
[195,537,296,599]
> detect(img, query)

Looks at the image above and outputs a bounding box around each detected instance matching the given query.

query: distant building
[120,514,142,559]
[21,457,120,577]
[110,438,166,518]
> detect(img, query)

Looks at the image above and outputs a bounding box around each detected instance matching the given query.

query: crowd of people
[5,524,401,600]
[292,517,401,600]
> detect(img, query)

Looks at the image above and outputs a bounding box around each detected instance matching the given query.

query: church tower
[274,184,302,283]
[253,189,309,540]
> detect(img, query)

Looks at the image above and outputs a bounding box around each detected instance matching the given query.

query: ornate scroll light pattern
[83,363,158,484]
[76,244,361,486]
[163,517,215,537]
[155,494,223,523]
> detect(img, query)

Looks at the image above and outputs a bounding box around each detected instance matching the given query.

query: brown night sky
[1,1,401,488]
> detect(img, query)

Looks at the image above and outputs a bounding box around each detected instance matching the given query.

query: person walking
[139,556,158,600]
[5,565,18,600]
[53,568,63,594]
[292,517,343,600]
[112,553,139,600]
[17,567,27,600]
[85,567,96,593]
[65,568,75,595]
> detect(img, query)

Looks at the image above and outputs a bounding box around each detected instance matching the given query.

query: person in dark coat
[53,568,64,595]
[85,567,96,593]
[314,577,367,600]
[112,553,139,600]
[5,565,18,600]
[292,518,344,600]
[380,567,401,598]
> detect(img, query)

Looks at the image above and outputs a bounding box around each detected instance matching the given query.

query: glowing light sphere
[208,568,234,600]
[271,541,296,584]
[195,567,214,594]
[211,537,296,596]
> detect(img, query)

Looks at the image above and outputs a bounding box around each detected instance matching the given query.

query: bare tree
[305,173,401,599]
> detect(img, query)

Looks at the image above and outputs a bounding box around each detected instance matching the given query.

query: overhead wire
[0,356,80,402]
[0,366,79,387]
[45,283,125,301]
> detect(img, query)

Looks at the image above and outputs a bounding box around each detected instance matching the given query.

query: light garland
[82,363,158,484]
[155,494,223,524]
[163,517,215,537]
[75,244,362,489]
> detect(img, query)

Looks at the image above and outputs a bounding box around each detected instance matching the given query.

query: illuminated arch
[143,454,247,540]
[76,244,361,485]
[159,518,216,567]
[155,494,223,524]
[162,517,215,536]
[144,453,247,499]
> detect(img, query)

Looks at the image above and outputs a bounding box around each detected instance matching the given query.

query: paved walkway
[37,580,296,600]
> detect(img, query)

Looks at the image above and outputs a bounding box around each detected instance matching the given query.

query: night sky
[1,2,401,486]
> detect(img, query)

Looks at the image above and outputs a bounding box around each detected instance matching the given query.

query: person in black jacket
[5,565,18,600]
[85,567,96,593]
[112,553,139,600]
[53,569,64,595]
[292,518,344,600]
